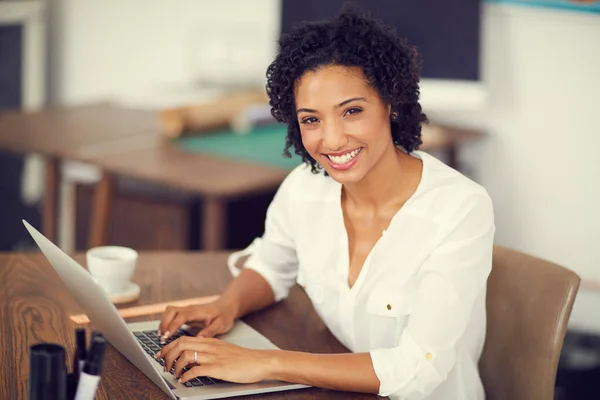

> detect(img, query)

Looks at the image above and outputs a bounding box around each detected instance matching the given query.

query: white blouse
[228,151,495,400]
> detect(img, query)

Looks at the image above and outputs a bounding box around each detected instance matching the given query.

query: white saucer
[108,282,141,305]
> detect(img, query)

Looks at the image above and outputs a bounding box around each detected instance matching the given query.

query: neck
[342,145,415,211]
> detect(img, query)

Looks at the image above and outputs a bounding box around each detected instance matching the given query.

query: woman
[156,7,494,400]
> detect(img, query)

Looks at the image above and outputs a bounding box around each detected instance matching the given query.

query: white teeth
[327,148,361,164]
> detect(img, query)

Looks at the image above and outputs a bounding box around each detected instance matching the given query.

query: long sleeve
[369,192,495,399]
[227,167,301,302]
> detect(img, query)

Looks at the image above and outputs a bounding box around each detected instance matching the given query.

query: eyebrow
[296,97,368,114]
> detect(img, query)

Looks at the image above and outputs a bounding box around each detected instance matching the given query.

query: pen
[74,334,106,400]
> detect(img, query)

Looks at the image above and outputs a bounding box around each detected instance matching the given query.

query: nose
[321,120,348,151]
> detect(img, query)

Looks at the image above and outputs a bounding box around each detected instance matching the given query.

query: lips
[323,147,363,171]
[325,148,362,164]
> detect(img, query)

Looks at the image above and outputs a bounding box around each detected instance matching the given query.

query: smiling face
[294,64,396,184]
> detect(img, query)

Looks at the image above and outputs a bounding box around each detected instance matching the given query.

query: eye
[344,107,362,117]
[301,116,319,124]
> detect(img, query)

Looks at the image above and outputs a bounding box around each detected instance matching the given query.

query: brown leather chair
[479,246,580,400]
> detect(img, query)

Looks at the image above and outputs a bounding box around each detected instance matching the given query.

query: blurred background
[0,0,599,397]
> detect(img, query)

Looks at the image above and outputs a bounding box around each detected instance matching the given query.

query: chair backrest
[479,246,580,400]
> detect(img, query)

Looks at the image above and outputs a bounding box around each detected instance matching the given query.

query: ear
[388,104,398,121]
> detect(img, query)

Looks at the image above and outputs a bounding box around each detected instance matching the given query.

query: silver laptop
[23,220,308,399]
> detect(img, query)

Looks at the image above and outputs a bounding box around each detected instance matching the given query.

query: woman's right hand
[158,300,237,343]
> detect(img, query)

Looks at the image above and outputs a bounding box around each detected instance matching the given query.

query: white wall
[47,0,281,104]
[47,2,600,322]
[434,4,600,283]
[464,4,600,332]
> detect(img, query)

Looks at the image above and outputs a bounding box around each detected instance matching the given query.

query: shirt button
[425,353,433,361]
[386,304,392,310]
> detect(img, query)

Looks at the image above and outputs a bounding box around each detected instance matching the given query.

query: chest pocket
[366,287,416,348]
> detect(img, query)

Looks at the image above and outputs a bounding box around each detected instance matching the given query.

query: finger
[159,306,181,336]
[173,350,194,378]
[158,336,186,365]
[163,314,187,343]
[163,339,186,373]
[162,337,212,373]
[180,365,215,384]
[197,321,222,338]
[156,335,214,359]
[174,350,212,378]
[156,335,177,357]
[165,307,215,342]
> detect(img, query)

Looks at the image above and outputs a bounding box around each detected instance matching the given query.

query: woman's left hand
[155,336,274,384]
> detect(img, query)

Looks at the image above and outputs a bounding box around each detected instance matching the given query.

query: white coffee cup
[86,246,138,294]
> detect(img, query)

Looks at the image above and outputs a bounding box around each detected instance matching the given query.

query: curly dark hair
[266,6,427,173]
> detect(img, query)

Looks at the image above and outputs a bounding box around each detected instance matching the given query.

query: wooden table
[0,104,161,246]
[0,103,483,251]
[85,140,291,251]
[0,105,296,250]
[0,251,380,399]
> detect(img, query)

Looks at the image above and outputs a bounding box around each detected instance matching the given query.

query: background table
[0,104,161,246]
[0,251,381,399]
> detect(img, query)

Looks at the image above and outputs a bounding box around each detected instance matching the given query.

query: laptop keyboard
[133,329,223,388]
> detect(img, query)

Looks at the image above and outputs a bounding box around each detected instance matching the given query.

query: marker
[91,331,104,344]
[75,328,87,375]
[68,328,88,399]
[74,335,106,400]
[29,343,67,400]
